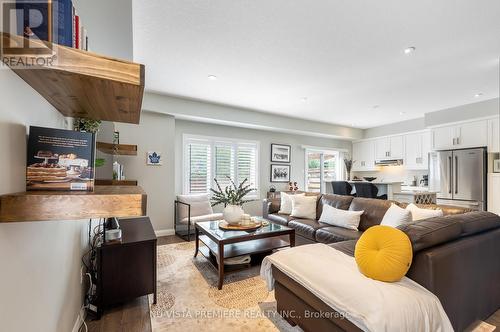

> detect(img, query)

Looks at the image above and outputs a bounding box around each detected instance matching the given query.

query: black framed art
[270,164,291,182]
[271,143,291,163]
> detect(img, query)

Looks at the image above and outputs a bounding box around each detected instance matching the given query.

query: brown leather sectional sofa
[262,193,500,331]
[262,193,470,245]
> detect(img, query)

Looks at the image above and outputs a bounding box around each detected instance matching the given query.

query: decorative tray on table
[219,219,263,231]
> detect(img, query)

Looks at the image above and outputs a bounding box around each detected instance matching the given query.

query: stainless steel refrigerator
[429,148,487,211]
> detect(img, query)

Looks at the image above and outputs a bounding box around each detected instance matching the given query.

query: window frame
[304,148,343,193]
[183,134,260,198]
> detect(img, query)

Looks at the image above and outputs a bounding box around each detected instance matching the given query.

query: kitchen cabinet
[488,118,500,153]
[404,131,431,170]
[431,120,488,150]
[375,136,403,160]
[352,140,376,171]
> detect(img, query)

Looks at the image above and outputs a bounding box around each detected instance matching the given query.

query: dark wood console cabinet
[97,217,157,313]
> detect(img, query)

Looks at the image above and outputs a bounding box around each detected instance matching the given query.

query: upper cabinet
[404,131,431,170]
[374,135,403,160]
[352,140,376,171]
[431,120,488,150]
[488,118,500,153]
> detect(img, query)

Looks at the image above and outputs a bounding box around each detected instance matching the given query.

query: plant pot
[223,205,244,225]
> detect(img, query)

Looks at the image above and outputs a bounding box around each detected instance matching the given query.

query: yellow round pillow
[355,225,413,282]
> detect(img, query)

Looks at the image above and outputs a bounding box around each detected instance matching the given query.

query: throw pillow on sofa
[406,203,443,221]
[278,192,305,215]
[318,204,364,231]
[381,204,413,228]
[290,195,317,219]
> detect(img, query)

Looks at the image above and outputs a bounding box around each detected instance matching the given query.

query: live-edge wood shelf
[96,142,137,156]
[95,179,138,186]
[1,32,145,124]
[0,186,147,223]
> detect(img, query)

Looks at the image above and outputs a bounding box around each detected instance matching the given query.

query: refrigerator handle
[448,156,452,194]
[455,155,458,194]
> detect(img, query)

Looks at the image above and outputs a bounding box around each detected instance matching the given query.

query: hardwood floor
[86,235,500,332]
[85,235,184,332]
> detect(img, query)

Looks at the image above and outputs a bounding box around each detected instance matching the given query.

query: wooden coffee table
[194,219,295,289]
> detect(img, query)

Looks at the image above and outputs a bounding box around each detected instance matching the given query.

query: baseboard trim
[155,229,175,237]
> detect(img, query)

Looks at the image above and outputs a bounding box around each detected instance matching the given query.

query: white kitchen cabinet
[431,120,488,150]
[488,117,500,153]
[375,136,403,160]
[352,140,376,171]
[488,174,500,215]
[404,131,431,170]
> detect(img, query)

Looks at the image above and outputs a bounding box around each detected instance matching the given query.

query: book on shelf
[15,0,88,50]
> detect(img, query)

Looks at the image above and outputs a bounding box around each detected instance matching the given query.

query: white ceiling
[133,0,500,129]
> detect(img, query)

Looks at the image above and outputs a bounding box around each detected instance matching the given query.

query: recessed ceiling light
[208,75,217,80]
[301,97,308,102]
[403,47,416,55]
[474,93,483,98]
[399,111,406,115]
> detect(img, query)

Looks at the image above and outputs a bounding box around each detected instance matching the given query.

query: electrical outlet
[80,266,84,284]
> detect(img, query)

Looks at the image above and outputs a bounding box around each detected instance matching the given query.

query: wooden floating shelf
[96,142,137,156]
[0,186,147,223]
[95,179,138,186]
[1,32,145,124]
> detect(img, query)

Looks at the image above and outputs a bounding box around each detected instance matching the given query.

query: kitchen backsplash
[352,166,428,186]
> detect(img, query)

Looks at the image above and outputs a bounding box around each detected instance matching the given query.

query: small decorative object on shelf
[74,118,101,133]
[271,143,291,163]
[146,151,162,165]
[113,161,124,180]
[113,131,120,144]
[27,126,95,191]
[288,181,299,192]
[344,156,354,181]
[210,177,255,225]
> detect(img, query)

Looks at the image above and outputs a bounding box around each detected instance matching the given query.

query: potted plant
[74,118,101,133]
[210,177,255,225]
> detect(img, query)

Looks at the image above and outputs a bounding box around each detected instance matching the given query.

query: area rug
[149,241,302,332]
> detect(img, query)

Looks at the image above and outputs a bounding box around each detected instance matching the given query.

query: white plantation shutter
[184,135,259,197]
[237,144,258,195]
[187,141,211,193]
[214,144,234,191]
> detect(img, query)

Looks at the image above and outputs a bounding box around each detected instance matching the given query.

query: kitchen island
[347,181,402,200]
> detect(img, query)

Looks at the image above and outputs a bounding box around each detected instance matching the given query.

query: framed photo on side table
[270,164,291,182]
[271,144,291,163]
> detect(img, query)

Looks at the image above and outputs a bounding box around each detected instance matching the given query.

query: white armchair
[174,194,223,241]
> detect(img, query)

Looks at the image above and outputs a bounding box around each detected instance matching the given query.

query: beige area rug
[149,241,302,332]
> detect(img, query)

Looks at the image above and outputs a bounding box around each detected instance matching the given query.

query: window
[184,135,259,197]
[305,149,342,193]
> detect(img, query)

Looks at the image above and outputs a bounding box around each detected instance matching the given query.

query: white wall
[0,69,88,332]
[174,119,351,218]
[115,113,176,232]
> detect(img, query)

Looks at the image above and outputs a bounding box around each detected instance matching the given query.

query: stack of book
[16,0,89,51]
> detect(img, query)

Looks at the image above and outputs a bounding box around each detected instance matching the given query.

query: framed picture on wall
[270,164,291,182]
[271,144,291,163]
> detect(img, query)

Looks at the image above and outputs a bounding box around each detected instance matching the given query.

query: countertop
[348,180,403,185]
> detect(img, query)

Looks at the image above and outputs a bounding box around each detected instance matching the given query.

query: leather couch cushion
[349,197,393,231]
[329,240,357,256]
[267,213,294,226]
[397,216,463,252]
[288,219,330,241]
[458,211,500,236]
[316,194,354,219]
[315,226,363,244]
